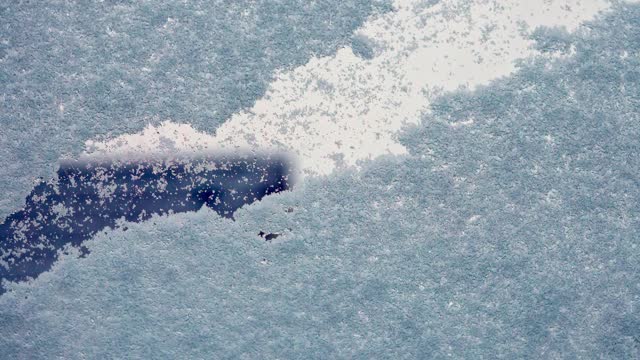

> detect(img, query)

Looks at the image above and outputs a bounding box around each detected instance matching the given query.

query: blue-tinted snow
[1,2,640,359]
[0,0,391,219]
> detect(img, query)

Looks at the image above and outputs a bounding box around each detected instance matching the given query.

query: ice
[1,2,639,358]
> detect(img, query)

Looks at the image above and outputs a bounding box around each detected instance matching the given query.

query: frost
[1,1,640,359]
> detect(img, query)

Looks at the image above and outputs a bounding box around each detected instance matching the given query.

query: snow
[2,2,640,357]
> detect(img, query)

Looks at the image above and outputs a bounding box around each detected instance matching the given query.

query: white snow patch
[82,0,610,177]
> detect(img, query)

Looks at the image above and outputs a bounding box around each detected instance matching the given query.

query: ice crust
[1,3,640,358]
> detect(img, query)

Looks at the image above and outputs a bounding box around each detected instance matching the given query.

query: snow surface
[0,0,390,219]
[82,0,609,177]
[1,0,640,358]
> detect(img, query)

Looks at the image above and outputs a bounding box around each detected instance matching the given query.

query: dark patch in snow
[258,231,280,241]
[0,155,292,293]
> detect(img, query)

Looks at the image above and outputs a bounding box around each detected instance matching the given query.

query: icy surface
[1,2,640,358]
[0,0,390,218]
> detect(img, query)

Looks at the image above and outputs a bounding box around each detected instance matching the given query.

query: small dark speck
[79,246,90,258]
[258,231,280,241]
[265,233,279,241]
